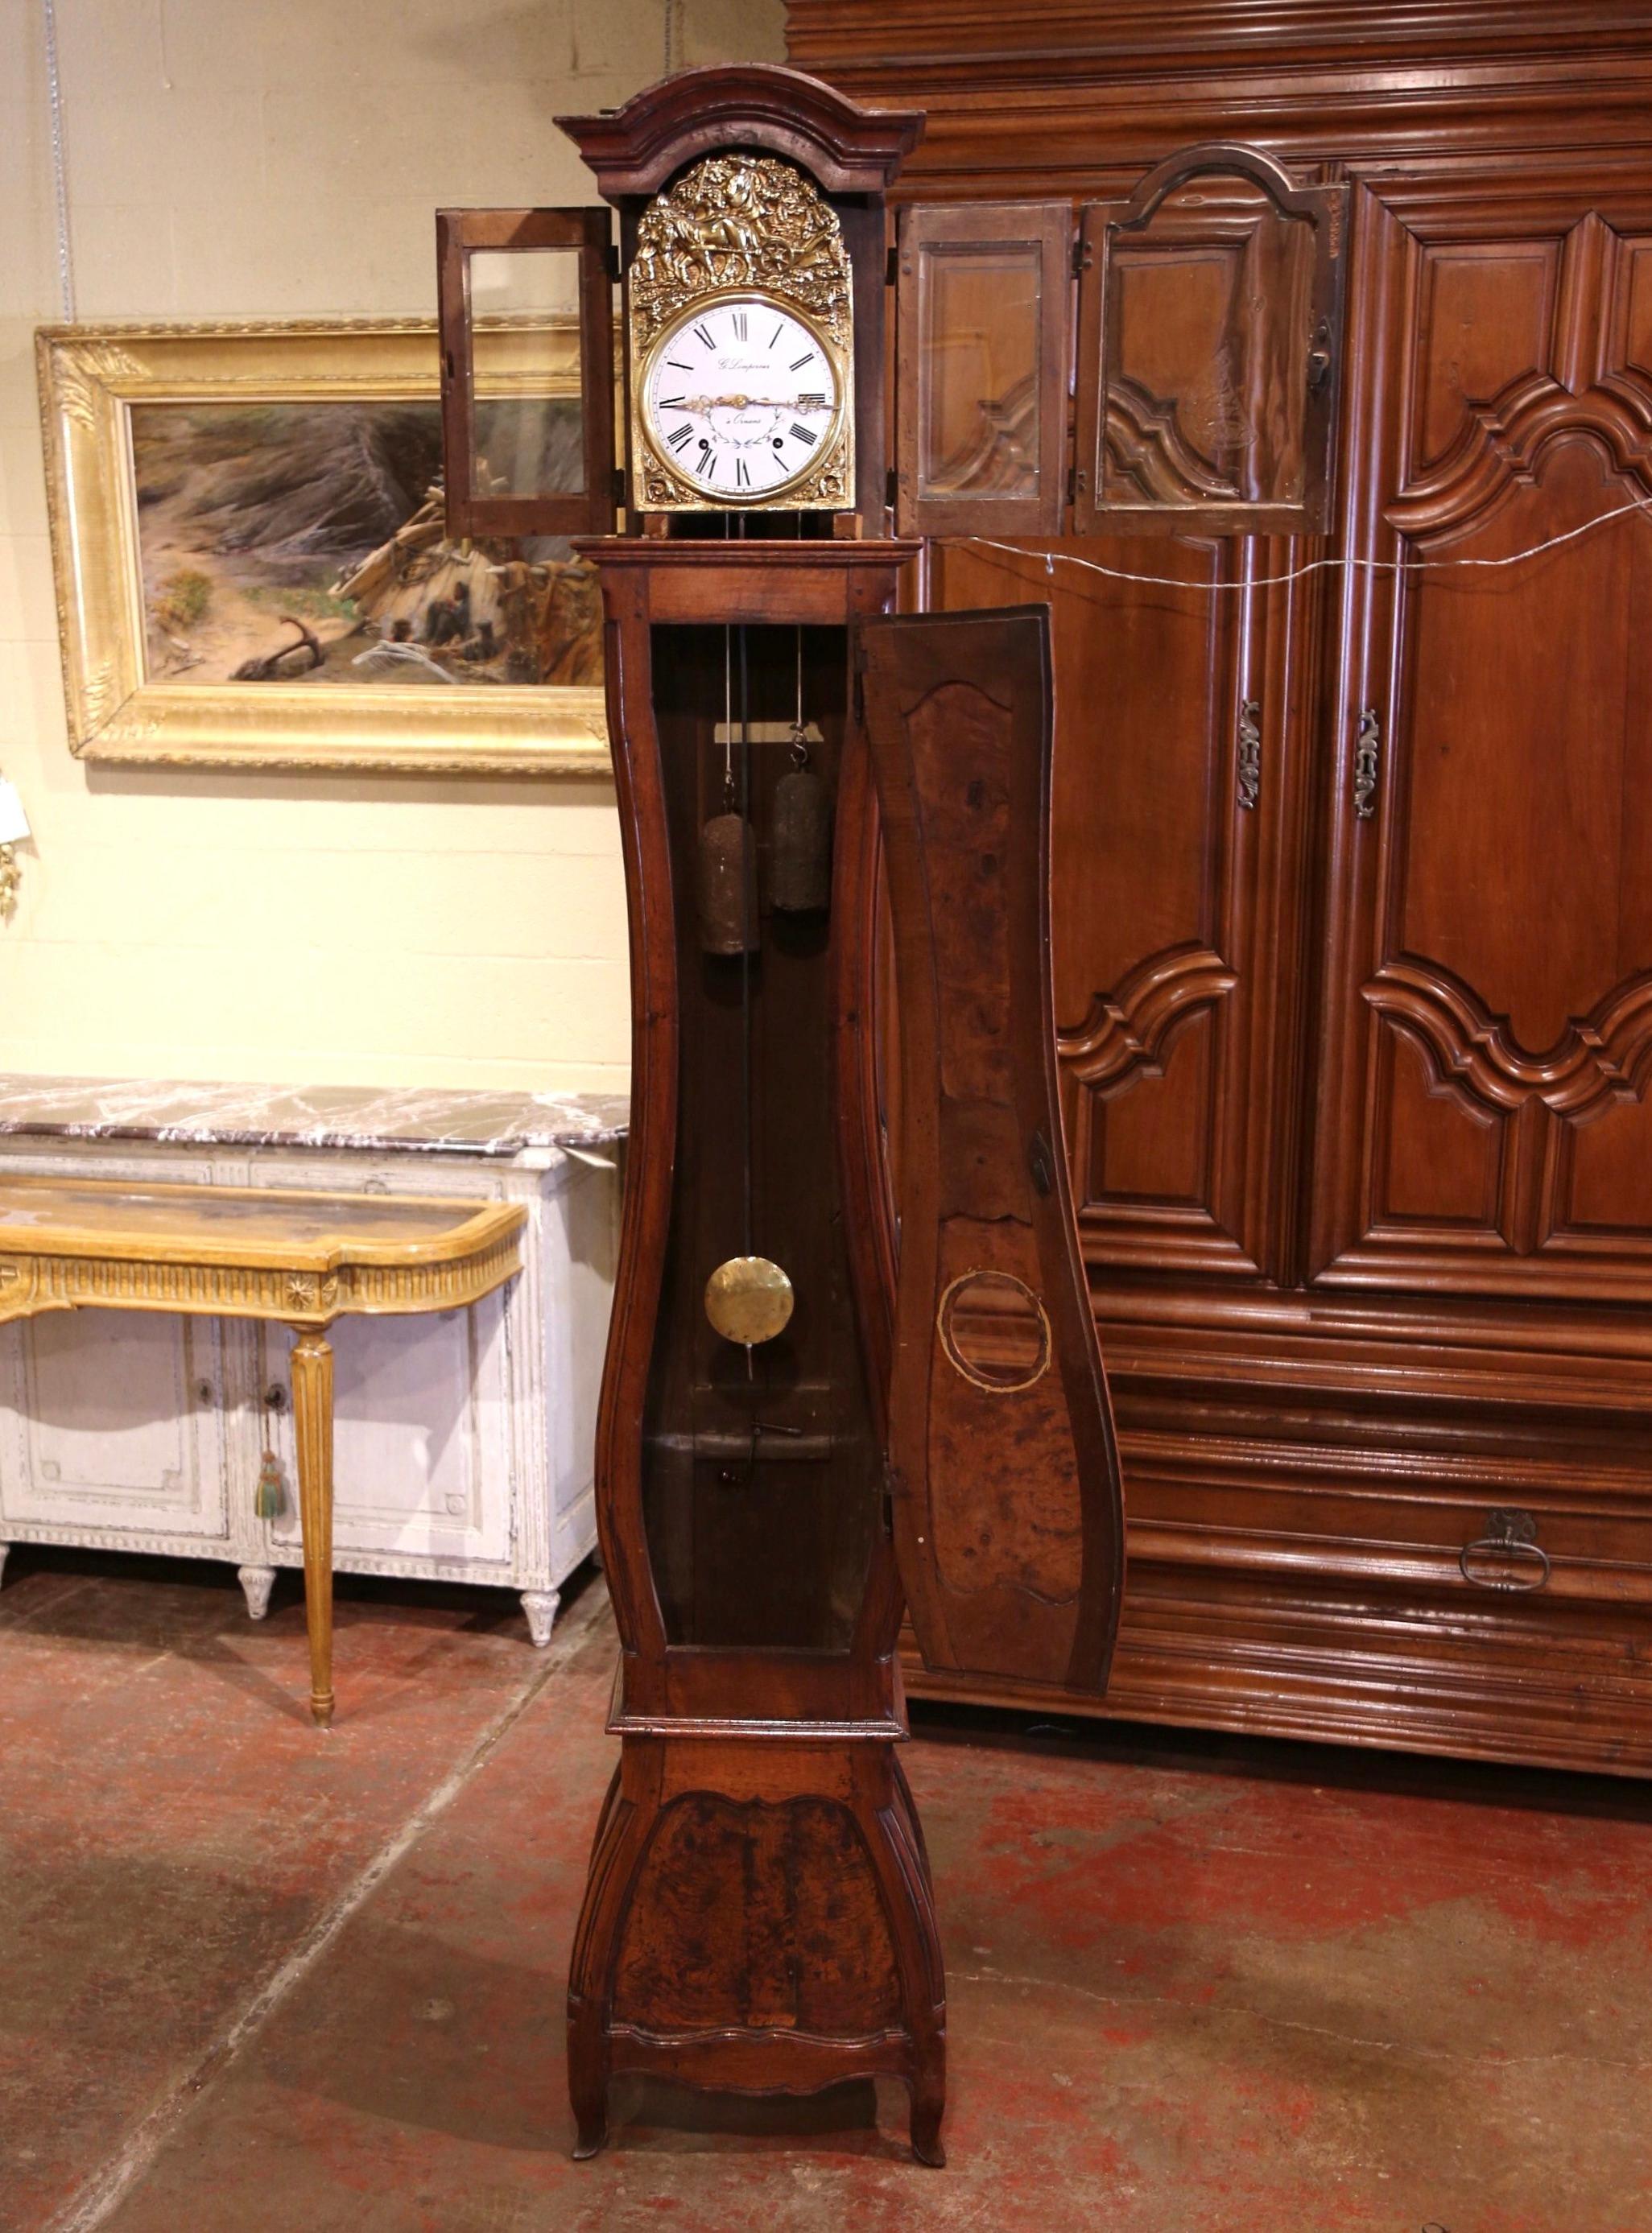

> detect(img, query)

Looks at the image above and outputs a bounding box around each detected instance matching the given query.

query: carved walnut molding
[1061,943,1240,1093]
[1363,960,1652,1127]
[1102,378,1249,508]
[36,321,610,774]
[788,1,1652,175]
[558,63,923,200]
[1059,943,1259,1278]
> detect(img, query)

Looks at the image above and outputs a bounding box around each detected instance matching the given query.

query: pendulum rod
[700,523,795,1362]
[737,591,755,1382]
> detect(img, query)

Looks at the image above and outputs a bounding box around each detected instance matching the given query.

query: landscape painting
[39,320,611,774]
[130,399,601,691]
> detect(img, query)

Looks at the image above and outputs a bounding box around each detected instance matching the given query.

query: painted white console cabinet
[0,1078,625,1642]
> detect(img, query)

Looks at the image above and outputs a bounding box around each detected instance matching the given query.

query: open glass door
[436,206,615,539]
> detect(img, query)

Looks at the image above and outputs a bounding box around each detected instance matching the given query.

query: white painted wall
[0,0,785,1091]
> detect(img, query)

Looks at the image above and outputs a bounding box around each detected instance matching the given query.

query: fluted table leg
[287,1325,336,1728]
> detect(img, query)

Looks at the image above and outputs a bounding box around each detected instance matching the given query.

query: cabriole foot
[911,2096,946,2168]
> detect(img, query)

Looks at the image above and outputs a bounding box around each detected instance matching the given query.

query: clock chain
[723,622,736,811]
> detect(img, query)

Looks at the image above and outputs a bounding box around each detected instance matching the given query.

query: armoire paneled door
[790,0,1652,1773]
[1313,179,1652,1303]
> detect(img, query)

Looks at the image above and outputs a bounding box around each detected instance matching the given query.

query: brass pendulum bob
[704,1254,795,1346]
[770,729,832,915]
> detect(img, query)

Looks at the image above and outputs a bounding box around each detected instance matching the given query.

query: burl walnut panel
[859,607,1127,1695]
[613,1794,903,2035]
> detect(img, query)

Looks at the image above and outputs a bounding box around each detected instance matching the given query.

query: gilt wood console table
[0,1174,526,1724]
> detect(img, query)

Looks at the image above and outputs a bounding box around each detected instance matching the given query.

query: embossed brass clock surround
[626,153,855,513]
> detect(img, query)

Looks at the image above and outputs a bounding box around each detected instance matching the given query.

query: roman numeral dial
[639,295,845,506]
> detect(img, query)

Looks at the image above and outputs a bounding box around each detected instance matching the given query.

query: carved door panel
[1074,145,1348,538]
[0,1310,233,1542]
[0,1148,237,1545]
[1310,183,1652,1299]
[258,1304,514,1567]
[925,534,1304,1285]
[894,201,1072,539]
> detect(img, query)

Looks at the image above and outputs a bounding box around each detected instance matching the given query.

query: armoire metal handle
[1237,700,1262,811]
[1307,316,1334,394]
[1459,1507,1550,1593]
[1353,708,1381,819]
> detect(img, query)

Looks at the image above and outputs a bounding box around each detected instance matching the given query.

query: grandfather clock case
[434,69,1128,2158]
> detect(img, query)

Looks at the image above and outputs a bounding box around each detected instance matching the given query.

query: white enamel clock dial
[642,295,843,502]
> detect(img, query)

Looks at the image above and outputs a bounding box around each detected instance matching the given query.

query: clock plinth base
[567,1727,946,2165]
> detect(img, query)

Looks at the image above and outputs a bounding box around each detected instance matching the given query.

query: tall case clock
[437,64,1128,2165]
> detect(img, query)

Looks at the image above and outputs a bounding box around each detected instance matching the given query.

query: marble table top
[0,1075,629,1161]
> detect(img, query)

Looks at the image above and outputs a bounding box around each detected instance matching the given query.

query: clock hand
[673,394,832,415]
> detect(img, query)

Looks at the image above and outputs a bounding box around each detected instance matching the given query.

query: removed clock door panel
[857,605,1126,1694]
[436,206,615,539]
[894,204,1072,539]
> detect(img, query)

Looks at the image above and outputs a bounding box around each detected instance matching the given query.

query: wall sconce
[0,772,31,918]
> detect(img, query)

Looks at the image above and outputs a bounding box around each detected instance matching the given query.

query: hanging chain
[791,626,808,768]
[722,625,736,809]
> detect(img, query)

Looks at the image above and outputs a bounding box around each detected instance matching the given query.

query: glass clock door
[436,205,615,539]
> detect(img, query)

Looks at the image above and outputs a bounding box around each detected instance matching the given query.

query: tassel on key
[254,1448,285,1521]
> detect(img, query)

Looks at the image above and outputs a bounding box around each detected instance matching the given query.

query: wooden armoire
[788,0,1652,1774]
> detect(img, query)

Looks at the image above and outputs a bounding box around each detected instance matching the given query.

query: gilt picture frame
[36,320,610,775]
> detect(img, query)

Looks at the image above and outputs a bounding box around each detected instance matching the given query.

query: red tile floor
[2,1546,1650,2233]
